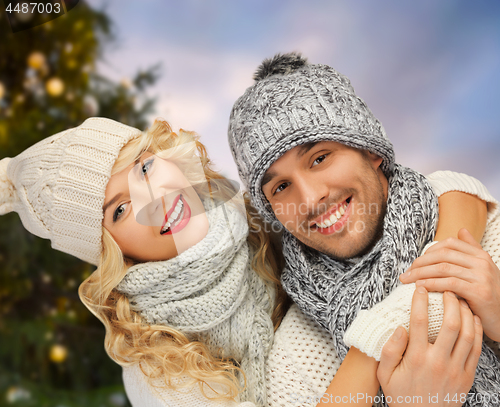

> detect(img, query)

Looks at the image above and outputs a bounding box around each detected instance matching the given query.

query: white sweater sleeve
[344,171,498,360]
[426,170,498,221]
[122,364,256,407]
[343,283,444,360]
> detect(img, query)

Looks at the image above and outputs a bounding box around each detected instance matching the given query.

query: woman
[0,117,488,407]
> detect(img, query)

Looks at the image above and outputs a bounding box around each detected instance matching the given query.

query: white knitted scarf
[281,164,500,406]
[117,200,274,406]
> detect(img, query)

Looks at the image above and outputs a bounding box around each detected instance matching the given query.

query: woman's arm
[434,191,487,243]
[316,347,378,407]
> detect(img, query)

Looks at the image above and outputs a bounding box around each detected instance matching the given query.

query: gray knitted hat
[0,117,142,265]
[228,52,395,224]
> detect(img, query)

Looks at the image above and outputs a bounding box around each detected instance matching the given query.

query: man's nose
[296,175,328,211]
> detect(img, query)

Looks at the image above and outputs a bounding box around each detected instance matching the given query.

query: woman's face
[102,151,209,262]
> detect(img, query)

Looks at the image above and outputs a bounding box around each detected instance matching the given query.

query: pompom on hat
[0,117,142,265]
[228,52,395,225]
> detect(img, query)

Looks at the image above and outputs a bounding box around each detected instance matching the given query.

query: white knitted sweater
[122,171,500,407]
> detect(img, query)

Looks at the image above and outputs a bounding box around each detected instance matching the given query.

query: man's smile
[309,197,352,235]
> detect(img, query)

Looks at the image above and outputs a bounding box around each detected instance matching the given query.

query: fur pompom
[253,52,308,82]
[0,157,16,215]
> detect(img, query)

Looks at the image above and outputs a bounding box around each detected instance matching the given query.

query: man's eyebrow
[261,170,277,188]
[103,193,123,215]
[261,143,319,188]
[296,142,319,158]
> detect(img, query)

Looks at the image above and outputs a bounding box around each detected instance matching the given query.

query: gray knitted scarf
[117,200,274,406]
[281,164,500,405]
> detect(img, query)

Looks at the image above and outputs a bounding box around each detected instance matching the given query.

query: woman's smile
[160,194,192,235]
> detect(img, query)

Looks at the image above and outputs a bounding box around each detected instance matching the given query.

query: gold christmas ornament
[120,78,132,89]
[0,82,5,99]
[67,59,78,69]
[46,77,64,97]
[27,52,46,70]
[49,344,68,363]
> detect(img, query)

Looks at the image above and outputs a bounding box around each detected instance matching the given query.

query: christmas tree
[0,2,159,406]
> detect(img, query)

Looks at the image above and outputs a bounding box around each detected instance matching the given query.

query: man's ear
[366,151,383,170]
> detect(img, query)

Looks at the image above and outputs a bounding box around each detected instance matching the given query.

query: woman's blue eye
[113,203,128,222]
[141,158,154,179]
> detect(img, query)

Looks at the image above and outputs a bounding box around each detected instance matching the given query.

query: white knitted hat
[0,117,142,265]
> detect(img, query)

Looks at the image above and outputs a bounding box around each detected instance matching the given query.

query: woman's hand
[377,287,482,407]
[400,228,500,341]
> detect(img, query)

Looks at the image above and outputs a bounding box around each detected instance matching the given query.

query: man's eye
[274,182,289,195]
[312,154,327,167]
[113,203,128,222]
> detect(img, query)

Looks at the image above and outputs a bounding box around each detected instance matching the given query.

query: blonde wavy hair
[78,119,288,400]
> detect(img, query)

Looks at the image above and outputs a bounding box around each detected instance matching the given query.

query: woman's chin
[171,214,209,255]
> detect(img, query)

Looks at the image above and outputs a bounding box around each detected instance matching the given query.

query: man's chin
[299,232,381,261]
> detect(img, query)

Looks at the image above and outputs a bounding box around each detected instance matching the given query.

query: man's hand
[400,228,500,341]
[378,287,482,407]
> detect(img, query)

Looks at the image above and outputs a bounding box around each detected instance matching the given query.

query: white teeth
[161,197,184,234]
[316,201,348,229]
[168,199,183,223]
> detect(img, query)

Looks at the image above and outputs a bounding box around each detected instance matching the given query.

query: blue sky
[87,0,500,197]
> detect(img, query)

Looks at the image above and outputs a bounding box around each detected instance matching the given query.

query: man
[228,53,500,404]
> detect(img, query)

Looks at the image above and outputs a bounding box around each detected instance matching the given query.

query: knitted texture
[343,283,444,360]
[427,170,499,223]
[123,365,256,407]
[0,117,142,265]
[345,213,500,399]
[281,164,437,359]
[0,157,15,214]
[228,53,395,225]
[122,304,339,407]
[344,241,441,359]
[264,305,340,407]
[117,200,275,407]
[120,171,500,407]
[281,164,500,406]
[345,171,500,362]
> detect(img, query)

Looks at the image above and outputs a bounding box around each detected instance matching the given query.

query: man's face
[261,141,388,260]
